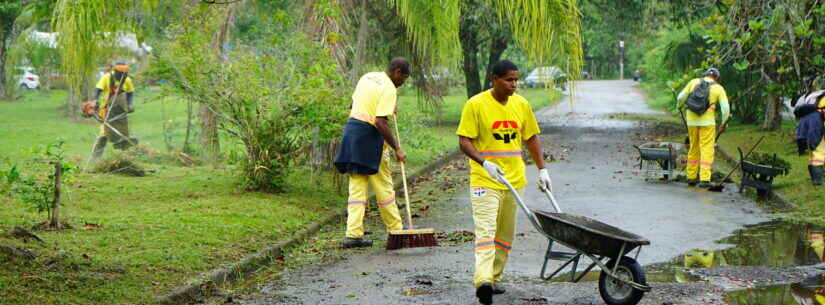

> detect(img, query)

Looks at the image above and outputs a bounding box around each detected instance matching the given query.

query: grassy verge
[0,86,559,304]
[638,81,825,223]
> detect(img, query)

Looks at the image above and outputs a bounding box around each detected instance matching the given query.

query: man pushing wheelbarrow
[457,60,651,305]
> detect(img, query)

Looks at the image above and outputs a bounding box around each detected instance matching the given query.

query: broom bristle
[386,229,438,250]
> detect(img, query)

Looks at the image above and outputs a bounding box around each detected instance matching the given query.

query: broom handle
[392,114,414,229]
[719,135,765,183]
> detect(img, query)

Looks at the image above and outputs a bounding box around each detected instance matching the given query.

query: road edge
[156,149,465,305]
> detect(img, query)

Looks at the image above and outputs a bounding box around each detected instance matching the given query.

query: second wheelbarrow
[499,177,652,305]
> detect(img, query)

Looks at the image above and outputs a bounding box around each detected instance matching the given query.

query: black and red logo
[492,121,518,143]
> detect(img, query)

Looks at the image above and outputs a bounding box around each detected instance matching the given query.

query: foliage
[52,0,157,115]
[157,4,348,192]
[389,0,583,85]
[0,141,72,219]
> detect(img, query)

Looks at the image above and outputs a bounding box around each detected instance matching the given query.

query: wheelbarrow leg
[571,254,580,281]
[540,240,554,279]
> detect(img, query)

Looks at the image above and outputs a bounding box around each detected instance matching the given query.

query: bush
[158,8,347,192]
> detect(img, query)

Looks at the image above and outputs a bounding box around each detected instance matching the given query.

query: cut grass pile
[0,86,561,304]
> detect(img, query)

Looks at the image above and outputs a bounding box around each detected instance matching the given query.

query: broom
[386,114,437,250]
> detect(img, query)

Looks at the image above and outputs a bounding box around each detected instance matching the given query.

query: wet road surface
[237,81,811,305]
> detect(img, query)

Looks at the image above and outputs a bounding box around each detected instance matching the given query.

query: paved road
[240,80,773,305]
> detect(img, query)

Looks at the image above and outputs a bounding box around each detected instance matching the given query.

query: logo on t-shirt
[491,121,518,143]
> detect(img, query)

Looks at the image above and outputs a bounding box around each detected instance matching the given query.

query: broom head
[386,228,437,250]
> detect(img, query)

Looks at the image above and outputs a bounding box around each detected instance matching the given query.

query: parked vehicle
[524,66,565,88]
[17,67,40,89]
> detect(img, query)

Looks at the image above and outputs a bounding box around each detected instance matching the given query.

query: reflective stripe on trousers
[811,140,825,166]
[471,186,521,287]
[345,152,403,238]
[686,125,715,182]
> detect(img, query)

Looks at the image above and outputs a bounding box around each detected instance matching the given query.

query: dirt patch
[435,230,474,246]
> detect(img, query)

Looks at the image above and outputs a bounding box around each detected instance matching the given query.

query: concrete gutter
[715,146,797,209]
[156,149,464,304]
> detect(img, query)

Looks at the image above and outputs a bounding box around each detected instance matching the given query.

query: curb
[715,146,797,209]
[157,149,464,304]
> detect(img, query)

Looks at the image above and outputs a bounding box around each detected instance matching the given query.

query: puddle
[675,220,825,268]
[725,274,825,305]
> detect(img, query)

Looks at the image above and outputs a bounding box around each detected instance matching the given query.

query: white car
[17,67,40,89]
[524,66,565,88]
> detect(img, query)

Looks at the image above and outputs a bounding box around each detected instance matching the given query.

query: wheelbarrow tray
[635,142,681,161]
[741,160,784,176]
[534,210,650,258]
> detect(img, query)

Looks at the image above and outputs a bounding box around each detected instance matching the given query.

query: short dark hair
[386,57,411,75]
[491,60,519,78]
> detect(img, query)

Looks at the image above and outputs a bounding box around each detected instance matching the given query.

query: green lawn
[0,86,560,304]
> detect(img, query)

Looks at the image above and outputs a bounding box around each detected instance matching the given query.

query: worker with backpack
[793,80,825,186]
[676,68,731,187]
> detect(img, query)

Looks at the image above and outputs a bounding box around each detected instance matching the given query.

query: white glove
[482,161,505,183]
[538,168,552,192]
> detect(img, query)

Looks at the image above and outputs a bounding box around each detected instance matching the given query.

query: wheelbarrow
[500,177,651,305]
[633,142,681,180]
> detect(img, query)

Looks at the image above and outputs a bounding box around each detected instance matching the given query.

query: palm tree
[388,0,583,82]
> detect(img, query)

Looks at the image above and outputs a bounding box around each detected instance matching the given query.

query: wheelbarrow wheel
[598,256,646,305]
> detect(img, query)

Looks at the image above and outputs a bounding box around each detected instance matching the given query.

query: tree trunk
[0,35,7,98]
[483,35,508,90]
[459,13,481,99]
[199,104,221,162]
[50,162,62,229]
[761,95,783,131]
[199,2,240,162]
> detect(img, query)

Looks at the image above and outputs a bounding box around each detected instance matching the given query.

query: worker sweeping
[794,81,825,186]
[676,68,730,188]
[88,62,136,160]
[456,60,552,305]
[333,58,410,248]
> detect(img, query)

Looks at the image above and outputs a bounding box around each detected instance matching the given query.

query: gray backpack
[686,79,715,115]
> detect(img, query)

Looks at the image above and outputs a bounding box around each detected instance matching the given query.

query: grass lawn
[638,81,825,224]
[0,86,560,304]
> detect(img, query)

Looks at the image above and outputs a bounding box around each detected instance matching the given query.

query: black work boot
[476,282,493,305]
[697,181,712,188]
[687,179,698,187]
[342,237,372,248]
[492,283,506,295]
[811,165,824,186]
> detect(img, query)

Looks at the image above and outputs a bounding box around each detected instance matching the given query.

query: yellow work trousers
[471,186,523,288]
[345,152,403,238]
[686,126,716,182]
[810,140,825,166]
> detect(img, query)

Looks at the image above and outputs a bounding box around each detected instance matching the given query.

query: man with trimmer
[676,68,730,188]
[456,60,552,305]
[333,58,410,248]
[87,62,137,160]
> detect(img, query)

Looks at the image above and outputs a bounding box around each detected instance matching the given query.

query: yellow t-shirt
[96,72,135,100]
[96,72,135,115]
[678,77,729,126]
[456,90,541,190]
[350,72,397,126]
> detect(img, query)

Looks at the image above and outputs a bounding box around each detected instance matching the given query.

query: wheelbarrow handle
[498,176,554,239]
[542,189,563,213]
